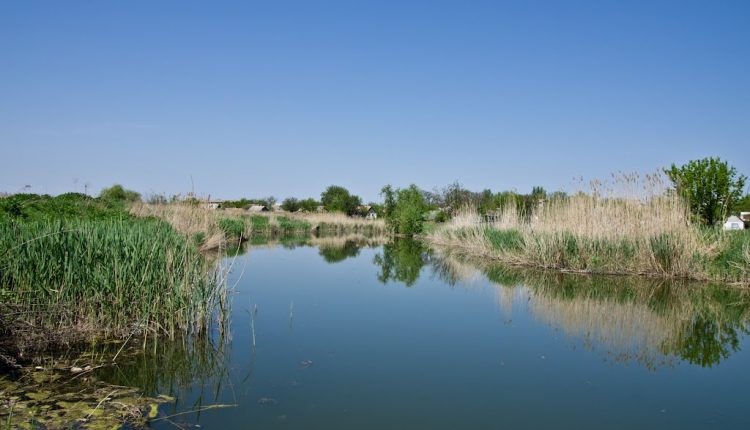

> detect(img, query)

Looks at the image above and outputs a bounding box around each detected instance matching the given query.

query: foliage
[0,193,128,221]
[373,238,428,287]
[281,197,301,212]
[665,157,747,225]
[320,185,361,215]
[222,198,272,209]
[733,194,750,213]
[98,184,141,204]
[299,198,321,212]
[381,184,428,235]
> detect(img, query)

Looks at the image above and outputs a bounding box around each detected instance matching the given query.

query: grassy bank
[0,194,224,363]
[427,188,750,285]
[131,203,387,250]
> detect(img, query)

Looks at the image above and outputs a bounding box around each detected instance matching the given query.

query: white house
[723,215,745,230]
[205,200,223,210]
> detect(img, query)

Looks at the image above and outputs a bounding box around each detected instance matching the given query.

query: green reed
[0,217,223,338]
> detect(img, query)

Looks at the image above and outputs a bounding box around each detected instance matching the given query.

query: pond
[22,238,750,428]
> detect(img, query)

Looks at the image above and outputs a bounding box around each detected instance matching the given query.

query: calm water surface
[104,239,750,429]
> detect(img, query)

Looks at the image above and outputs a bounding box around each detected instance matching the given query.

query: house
[356,205,378,220]
[248,205,269,213]
[741,212,750,227]
[723,215,745,230]
[205,200,223,210]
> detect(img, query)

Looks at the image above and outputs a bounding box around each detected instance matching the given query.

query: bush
[98,184,141,204]
[381,185,428,235]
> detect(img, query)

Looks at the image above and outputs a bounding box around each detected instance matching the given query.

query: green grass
[0,194,224,340]
[474,226,750,282]
[249,215,270,231]
[276,216,311,231]
[705,229,750,280]
[217,217,246,239]
[485,228,525,252]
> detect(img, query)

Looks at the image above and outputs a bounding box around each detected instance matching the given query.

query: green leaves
[665,157,747,225]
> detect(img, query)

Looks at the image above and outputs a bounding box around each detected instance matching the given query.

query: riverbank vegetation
[427,170,750,284]
[131,202,386,250]
[0,191,225,367]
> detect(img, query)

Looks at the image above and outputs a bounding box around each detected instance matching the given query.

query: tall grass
[428,173,749,284]
[0,218,223,342]
[131,203,386,249]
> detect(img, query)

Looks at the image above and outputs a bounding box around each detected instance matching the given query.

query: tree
[665,157,747,225]
[98,184,141,203]
[320,185,361,214]
[299,198,320,212]
[381,184,428,235]
[281,197,301,212]
[733,194,750,213]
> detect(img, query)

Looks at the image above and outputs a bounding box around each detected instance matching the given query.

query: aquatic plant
[0,218,224,345]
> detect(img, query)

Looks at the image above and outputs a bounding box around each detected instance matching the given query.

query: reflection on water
[373,238,429,286]
[431,251,750,369]
[8,237,750,428]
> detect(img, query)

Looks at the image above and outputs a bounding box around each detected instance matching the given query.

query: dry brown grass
[130,203,226,251]
[427,172,726,280]
[130,203,387,251]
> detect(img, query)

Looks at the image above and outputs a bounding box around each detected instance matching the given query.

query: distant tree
[665,157,747,225]
[381,184,428,235]
[733,194,750,213]
[299,198,321,212]
[548,191,568,201]
[281,197,301,212]
[98,184,141,203]
[147,193,168,205]
[531,186,547,200]
[320,185,361,214]
[442,181,478,213]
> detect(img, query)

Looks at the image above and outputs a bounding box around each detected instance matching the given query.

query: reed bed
[131,203,387,250]
[427,173,749,284]
[0,218,223,347]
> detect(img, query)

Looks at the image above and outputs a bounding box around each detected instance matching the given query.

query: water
[105,239,750,429]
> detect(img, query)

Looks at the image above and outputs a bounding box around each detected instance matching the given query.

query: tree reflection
[430,252,750,369]
[373,238,428,287]
[319,240,361,263]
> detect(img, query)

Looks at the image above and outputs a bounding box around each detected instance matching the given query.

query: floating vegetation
[0,367,170,429]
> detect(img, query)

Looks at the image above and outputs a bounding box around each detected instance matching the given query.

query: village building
[248,205,269,213]
[356,205,378,220]
[205,200,223,210]
[723,215,745,230]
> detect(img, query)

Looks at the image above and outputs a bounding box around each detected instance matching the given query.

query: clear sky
[1,0,748,202]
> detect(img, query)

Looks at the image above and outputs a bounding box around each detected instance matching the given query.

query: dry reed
[428,172,747,283]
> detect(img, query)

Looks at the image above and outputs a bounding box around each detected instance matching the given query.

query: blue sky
[1,0,748,202]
